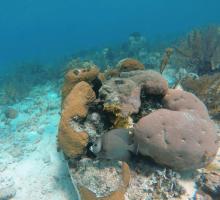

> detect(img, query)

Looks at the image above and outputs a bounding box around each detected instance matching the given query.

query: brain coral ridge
[58,81,96,158]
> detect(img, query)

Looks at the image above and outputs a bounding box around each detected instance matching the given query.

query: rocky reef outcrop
[57,59,219,199]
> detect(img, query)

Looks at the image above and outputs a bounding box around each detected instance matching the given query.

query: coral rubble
[196,171,220,198]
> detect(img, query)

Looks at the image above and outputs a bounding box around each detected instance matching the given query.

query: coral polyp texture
[61,65,99,102]
[134,108,218,170]
[57,59,219,199]
[162,89,210,119]
[58,81,96,158]
[117,58,145,72]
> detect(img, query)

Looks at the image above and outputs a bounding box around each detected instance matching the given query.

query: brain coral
[134,108,219,170]
[58,81,96,158]
[117,58,145,72]
[162,89,209,119]
[61,67,99,102]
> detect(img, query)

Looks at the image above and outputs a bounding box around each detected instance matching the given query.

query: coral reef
[134,89,219,171]
[174,26,220,75]
[57,57,219,199]
[134,108,218,170]
[117,58,145,72]
[181,73,220,120]
[61,66,99,102]
[99,70,168,128]
[58,81,96,158]
[162,89,210,119]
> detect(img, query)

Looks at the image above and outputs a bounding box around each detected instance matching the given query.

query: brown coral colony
[57,58,219,199]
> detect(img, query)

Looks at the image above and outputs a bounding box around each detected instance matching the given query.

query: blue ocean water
[1,1,220,200]
[0,0,220,70]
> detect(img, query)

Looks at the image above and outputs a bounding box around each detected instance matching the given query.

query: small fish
[90,128,137,161]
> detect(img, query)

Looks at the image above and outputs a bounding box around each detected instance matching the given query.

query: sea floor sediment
[0,84,78,200]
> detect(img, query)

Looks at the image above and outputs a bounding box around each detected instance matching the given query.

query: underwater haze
[1,0,220,70]
[1,1,220,200]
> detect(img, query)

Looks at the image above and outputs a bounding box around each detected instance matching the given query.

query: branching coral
[174,26,220,75]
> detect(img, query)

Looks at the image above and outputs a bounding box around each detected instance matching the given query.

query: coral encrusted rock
[99,69,168,128]
[120,70,169,96]
[58,81,96,158]
[134,109,219,170]
[100,78,141,116]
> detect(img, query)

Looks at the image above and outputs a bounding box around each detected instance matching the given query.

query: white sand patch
[0,84,78,200]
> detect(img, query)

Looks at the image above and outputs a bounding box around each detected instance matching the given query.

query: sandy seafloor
[0,83,78,200]
[0,80,219,200]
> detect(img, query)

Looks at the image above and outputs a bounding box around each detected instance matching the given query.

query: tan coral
[104,103,133,128]
[61,66,99,102]
[58,81,96,158]
[79,162,130,200]
[117,58,144,72]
